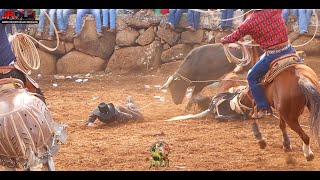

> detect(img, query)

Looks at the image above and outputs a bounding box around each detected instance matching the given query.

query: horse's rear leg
[279,117,292,151]
[286,118,314,161]
[251,120,266,149]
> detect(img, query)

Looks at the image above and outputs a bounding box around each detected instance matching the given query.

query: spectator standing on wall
[102,9,116,33]
[73,9,103,38]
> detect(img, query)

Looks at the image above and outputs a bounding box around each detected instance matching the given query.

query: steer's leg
[185,84,209,112]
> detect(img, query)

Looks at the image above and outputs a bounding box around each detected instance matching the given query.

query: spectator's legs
[306,9,313,26]
[173,9,187,28]
[37,9,49,33]
[75,9,89,34]
[298,9,308,33]
[102,9,110,28]
[109,9,116,30]
[90,9,102,33]
[187,10,194,27]
[62,9,76,32]
[193,11,200,30]
[167,9,176,25]
[221,9,234,30]
[225,9,234,27]
[292,9,299,17]
[56,9,64,32]
[221,9,227,27]
[282,9,290,24]
[48,9,57,36]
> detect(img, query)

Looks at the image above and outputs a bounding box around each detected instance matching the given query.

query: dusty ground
[35,56,320,171]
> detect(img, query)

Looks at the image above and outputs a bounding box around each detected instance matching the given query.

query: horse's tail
[298,75,320,144]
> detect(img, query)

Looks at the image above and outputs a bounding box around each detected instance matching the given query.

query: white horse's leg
[302,142,314,161]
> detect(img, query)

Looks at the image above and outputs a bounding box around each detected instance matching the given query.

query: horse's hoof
[259,140,267,149]
[283,144,292,152]
[306,154,315,161]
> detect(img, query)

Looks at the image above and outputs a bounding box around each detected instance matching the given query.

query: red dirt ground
[35,56,320,171]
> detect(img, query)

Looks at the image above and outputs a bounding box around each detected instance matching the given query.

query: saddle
[0,78,67,169]
[262,53,304,84]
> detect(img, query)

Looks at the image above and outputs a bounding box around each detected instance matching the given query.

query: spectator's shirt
[0,9,16,66]
[221,9,288,50]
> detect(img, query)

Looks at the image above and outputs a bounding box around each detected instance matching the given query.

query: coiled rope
[10,9,60,74]
[223,42,252,67]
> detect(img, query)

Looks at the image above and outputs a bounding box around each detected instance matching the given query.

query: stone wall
[26,10,320,75]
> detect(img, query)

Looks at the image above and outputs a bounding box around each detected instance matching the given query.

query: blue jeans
[57,9,76,32]
[221,9,234,27]
[75,9,102,34]
[102,9,116,29]
[187,10,200,30]
[282,9,298,24]
[37,9,57,36]
[247,45,296,110]
[167,9,187,28]
[298,9,312,33]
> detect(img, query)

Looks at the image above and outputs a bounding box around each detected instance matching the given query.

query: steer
[161,43,263,111]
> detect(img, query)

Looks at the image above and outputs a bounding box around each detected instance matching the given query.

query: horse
[166,50,320,161]
[0,78,67,171]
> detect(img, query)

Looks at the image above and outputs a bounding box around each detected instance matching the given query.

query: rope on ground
[10,9,60,74]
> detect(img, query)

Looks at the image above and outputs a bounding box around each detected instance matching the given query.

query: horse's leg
[251,119,266,149]
[279,116,292,151]
[285,117,314,161]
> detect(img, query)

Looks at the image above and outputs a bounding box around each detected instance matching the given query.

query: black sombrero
[93,102,116,119]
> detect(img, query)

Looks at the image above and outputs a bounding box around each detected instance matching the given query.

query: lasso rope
[223,42,252,66]
[174,72,248,84]
[10,9,60,74]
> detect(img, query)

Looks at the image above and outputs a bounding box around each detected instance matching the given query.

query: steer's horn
[160,75,174,89]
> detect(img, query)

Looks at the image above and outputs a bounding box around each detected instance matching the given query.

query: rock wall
[26,10,320,75]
